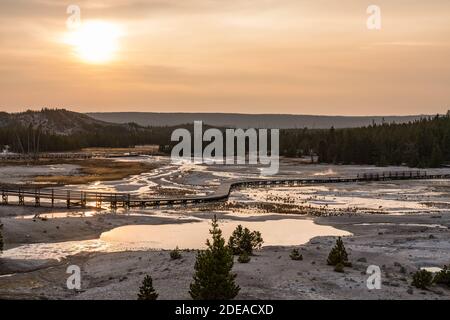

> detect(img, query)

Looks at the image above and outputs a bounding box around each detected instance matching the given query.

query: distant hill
[0,109,165,153]
[0,109,129,135]
[87,112,431,129]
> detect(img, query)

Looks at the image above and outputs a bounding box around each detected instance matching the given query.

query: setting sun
[64,21,122,64]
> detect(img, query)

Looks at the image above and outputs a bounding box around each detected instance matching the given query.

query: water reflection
[101,218,352,250]
[2,217,351,261]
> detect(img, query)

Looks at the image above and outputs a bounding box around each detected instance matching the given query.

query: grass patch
[33,159,159,185]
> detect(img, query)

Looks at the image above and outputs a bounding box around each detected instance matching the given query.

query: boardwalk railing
[0,151,156,161]
[0,153,93,160]
[1,171,449,209]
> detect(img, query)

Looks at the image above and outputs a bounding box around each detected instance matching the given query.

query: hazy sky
[1,0,449,115]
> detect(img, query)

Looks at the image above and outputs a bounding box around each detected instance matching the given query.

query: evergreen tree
[237,252,251,263]
[170,246,182,260]
[289,248,303,261]
[411,269,433,289]
[137,275,158,300]
[334,263,345,273]
[228,225,263,255]
[327,237,351,267]
[433,265,450,287]
[190,216,240,300]
[430,142,443,167]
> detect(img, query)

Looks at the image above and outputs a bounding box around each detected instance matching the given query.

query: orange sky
[1,0,449,115]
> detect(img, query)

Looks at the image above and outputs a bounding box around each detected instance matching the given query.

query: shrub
[334,263,345,273]
[411,269,433,289]
[290,249,303,261]
[190,216,240,300]
[327,237,351,267]
[237,252,251,263]
[137,275,158,300]
[433,265,450,287]
[228,225,263,255]
[170,246,182,260]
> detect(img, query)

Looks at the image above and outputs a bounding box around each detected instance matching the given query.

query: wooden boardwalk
[0,151,156,161]
[1,171,449,209]
[0,153,92,161]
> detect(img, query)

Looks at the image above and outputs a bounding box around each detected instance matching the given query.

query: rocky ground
[1,209,449,300]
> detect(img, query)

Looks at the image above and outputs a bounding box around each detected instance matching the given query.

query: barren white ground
[1,157,449,299]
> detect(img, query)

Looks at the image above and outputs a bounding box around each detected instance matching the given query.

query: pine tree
[433,265,450,287]
[170,246,182,260]
[190,216,240,300]
[228,225,263,255]
[290,248,303,261]
[137,275,158,300]
[237,252,251,263]
[430,142,443,167]
[412,269,433,289]
[327,237,351,267]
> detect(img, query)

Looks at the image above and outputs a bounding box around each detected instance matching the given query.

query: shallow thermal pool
[2,216,351,261]
[100,218,351,249]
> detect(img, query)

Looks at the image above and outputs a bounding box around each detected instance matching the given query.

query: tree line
[280,114,450,167]
[1,112,449,168]
[0,123,175,153]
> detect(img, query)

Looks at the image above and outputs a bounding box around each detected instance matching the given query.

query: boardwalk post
[126,193,130,208]
[67,190,71,209]
[51,189,54,208]
[35,189,40,207]
[110,193,117,209]
[96,193,102,209]
[18,189,24,206]
[1,190,7,205]
[81,191,86,208]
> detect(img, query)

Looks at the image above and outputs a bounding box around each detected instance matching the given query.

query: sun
[64,21,122,64]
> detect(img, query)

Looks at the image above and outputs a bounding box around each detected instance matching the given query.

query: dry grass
[33,159,160,185]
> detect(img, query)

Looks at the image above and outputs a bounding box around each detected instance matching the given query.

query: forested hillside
[281,114,450,167]
[1,109,449,167]
[0,109,174,152]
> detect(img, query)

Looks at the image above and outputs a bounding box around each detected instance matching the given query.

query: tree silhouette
[137,275,158,300]
[189,216,240,300]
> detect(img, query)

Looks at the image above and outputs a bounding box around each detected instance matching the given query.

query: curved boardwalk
[1,170,449,209]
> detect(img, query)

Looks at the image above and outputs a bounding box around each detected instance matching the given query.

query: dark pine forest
[280,114,450,168]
